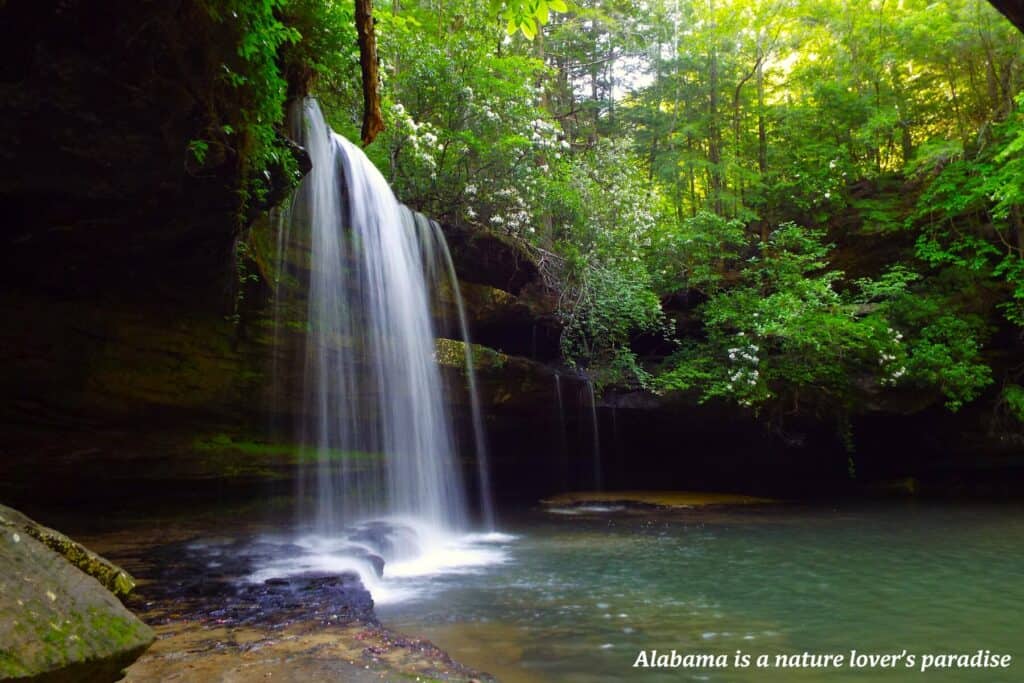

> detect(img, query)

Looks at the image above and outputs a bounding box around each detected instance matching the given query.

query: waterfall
[409,209,496,530]
[277,99,476,539]
[611,404,620,484]
[554,373,569,490]
[585,379,603,491]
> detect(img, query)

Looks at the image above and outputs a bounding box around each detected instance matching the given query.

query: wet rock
[338,546,386,577]
[0,507,154,681]
[260,572,375,618]
[348,521,419,561]
[138,537,379,629]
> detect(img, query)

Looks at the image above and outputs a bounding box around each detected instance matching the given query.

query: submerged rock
[0,506,154,682]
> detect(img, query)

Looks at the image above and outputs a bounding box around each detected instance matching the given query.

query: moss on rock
[0,505,136,599]
[0,506,154,682]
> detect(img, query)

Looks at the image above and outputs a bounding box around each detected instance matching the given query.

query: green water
[379,503,1024,682]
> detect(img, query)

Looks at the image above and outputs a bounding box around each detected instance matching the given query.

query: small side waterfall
[410,209,495,530]
[272,99,497,562]
[554,373,570,489]
[585,379,603,491]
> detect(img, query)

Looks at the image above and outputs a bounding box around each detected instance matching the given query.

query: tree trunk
[356,0,385,146]
[708,44,723,213]
[757,47,767,176]
[987,0,1024,34]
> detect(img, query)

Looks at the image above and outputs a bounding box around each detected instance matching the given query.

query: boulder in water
[0,506,154,682]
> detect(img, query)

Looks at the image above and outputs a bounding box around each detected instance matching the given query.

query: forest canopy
[221,0,1024,432]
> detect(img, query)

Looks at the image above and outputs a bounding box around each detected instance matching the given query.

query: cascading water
[260,99,508,598]
[585,379,603,491]
[298,98,467,534]
[410,210,495,530]
[554,373,570,489]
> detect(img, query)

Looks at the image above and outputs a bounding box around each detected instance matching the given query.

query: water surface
[379,502,1024,682]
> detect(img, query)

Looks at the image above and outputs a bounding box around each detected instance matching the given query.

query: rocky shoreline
[2,505,492,683]
[106,529,493,682]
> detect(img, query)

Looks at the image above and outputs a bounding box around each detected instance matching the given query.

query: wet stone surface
[73,524,493,682]
[128,537,379,629]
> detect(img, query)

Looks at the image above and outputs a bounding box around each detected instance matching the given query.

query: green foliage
[560,259,664,389]
[654,222,996,417]
[1001,384,1024,423]
[656,224,895,413]
[286,0,1023,425]
[494,0,569,38]
[551,140,672,388]
[911,90,1024,329]
[187,139,211,166]
[279,0,360,119]
[195,0,303,218]
[647,211,746,294]
[853,265,920,304]
[226,239,261,327]
[883,292,994,410]
[901,315,993,410]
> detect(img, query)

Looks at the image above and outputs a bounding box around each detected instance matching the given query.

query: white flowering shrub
[656,224,912,413]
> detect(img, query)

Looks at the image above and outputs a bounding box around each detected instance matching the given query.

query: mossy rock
[191,433,381,473]
[0,507,154,682]
[435,338,510,373]
[0,506,135,599]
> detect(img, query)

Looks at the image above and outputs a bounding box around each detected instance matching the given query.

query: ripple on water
[378,503,1024,683]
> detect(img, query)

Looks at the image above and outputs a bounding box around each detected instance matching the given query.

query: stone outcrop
[439,222,540,294]
[0,0,257,305]
[454,281,562,361]
[0,506,153,682]
[0,506,135,599]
